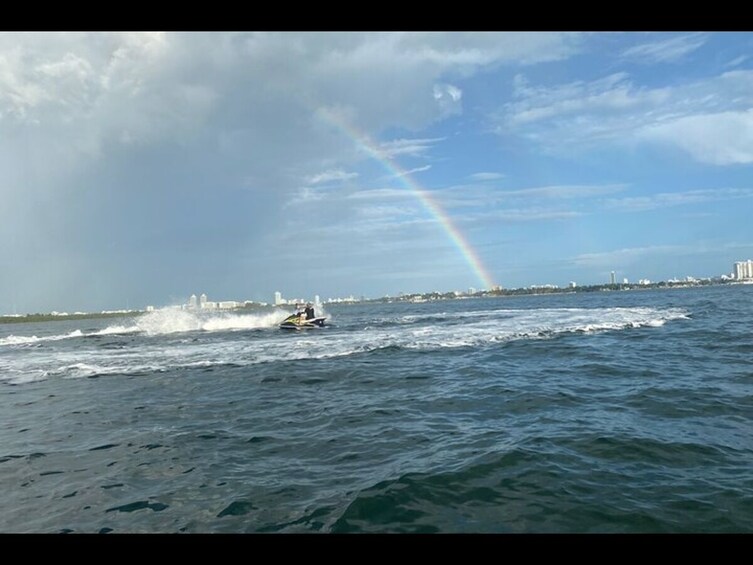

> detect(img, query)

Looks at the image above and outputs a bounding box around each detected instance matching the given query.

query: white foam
[92,325,141,336]
[1,307,326,346]
[0,305,687,385]
[352,306,689,354]
[0,334,41,346]
[200,311,285,332]
[101,308,288,336]
[0,329,84,347]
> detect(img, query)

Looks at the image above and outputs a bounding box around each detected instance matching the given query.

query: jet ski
[279,313,326,330]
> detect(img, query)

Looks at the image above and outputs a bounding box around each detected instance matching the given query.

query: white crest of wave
[0,334,41,346]
[114,307,287,336]
[200,311,287,331]
[0,329,84,346]
[380,306,689,352]
[1,308,291,346]
[0,304,686,385]
[93,325,140,336]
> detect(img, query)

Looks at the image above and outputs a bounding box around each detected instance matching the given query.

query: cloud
[379,137,445,158]
[341,183,624,225]
[500,184,627,199]
[433,83,462,117]
[570,241,753,275]
[0,32,590,310]
[341,183,620,219]
[606,187,753,211]
[639,110,753,165]
[469,172,505,181]
[384,165,431,180]
[505,72,670,129]
[572,245,695,267]
[305,32,582,132]
[306,168,359,185]
[725,55,749,68]
[347,188,414,201]
[0,32,580,191]
[498,68,753,165]
[487,208,582,222]
[621,33,708,64]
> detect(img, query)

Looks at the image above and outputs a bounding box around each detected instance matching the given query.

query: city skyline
[4,258,751,317]
[3,33,753,313]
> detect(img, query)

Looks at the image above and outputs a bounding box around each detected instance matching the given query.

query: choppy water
[1,285,752,532]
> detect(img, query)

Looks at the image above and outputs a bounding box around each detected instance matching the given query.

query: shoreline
[2,280,748,325]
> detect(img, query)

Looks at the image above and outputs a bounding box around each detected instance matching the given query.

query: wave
[1,308,294,345]
[0,330,84,347]
[96,308,290,336]
[1,305,685,385]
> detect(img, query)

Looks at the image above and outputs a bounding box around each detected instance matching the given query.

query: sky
[2,31,753,313]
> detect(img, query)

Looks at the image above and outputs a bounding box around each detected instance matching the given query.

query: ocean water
[1,285,752,533]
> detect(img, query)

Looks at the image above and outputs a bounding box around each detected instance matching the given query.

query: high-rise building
[314,295,320,307]
[200,293,207,308]
[274,291,282,305]
[734,260,753,280]
[189,294,197,308]
[610,271,616,285]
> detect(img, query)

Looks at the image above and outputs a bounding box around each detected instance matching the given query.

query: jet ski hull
[279,316,326,330]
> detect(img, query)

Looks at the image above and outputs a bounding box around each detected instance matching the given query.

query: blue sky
[2,32,753,312]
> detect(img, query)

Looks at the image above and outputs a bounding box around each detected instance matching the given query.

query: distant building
[200,293,207,308]
[189,294,197,309]
[274,291,283,305]
[468,287,476,295]
[145,305,155,312]
[734,260,753,280]
[218,301,240,309]
[639,279,651,286]
[610,271,616,285]
[623,278,629,285]
[569,281,577,288]
[314,295,320,307]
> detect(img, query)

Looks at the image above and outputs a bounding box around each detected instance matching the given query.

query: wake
[0,307,298,345]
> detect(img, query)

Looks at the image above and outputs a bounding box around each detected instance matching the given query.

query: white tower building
[189,294,197,308]
[200,293,207,308]
[733,260,753,280]
[610,271,616,285]
[274,291,282,305]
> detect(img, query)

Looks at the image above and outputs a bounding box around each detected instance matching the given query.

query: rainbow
[318,107,496,290]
